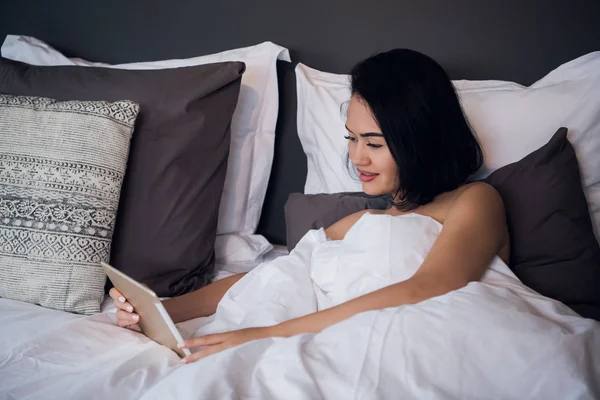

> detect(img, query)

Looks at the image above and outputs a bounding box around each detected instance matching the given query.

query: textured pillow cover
[1,34,292,263]
[0,57,246,298]
[0,94,139,315]
[484,128,600,321]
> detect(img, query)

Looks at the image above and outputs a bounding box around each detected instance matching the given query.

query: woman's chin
[361,185,386,196]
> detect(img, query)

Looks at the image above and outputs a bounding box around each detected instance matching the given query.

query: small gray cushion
[0,94,139,315]
[284,192,391,251]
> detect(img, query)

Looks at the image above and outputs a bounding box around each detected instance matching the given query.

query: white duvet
[1,213,599,399]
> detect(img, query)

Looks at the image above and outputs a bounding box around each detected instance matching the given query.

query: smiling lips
[358,170,379,182]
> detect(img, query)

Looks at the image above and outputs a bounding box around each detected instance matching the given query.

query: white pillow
[2,34,291,262]
[295,53,600,241]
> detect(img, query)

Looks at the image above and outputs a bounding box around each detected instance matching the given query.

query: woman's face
[345,95,399,196]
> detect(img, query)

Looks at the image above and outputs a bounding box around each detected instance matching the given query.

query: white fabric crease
[1,213,599,399]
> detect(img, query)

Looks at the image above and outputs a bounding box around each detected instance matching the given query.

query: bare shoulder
[443,182,507,230]
[450,182,505,212]
[445,182,510,263]
[325,209,382,241]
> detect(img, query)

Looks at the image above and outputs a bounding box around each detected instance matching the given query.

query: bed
[1,1,600,399]
[1,247,292,399]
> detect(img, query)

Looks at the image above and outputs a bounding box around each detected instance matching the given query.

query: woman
[110,48,510,364]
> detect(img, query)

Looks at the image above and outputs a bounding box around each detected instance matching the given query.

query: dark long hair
[348,48,483,209]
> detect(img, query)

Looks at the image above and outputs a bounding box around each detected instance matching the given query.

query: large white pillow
[295,52,600,241]
[2,34,291,262]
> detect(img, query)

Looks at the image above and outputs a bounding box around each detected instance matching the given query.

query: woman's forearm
[163,273,246,323]
[271,274,459,338]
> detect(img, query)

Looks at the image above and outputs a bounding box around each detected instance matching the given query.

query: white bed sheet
[0,246,289,399]
[1,237,599,400]
[214,244,290,281]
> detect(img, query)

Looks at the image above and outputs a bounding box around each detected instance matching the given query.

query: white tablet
[101,262,191,358]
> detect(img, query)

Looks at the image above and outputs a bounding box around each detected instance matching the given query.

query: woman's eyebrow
[345,125,384,138]
[360,132,385,138]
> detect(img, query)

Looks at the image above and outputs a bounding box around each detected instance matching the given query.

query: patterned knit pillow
[0,94,139,315]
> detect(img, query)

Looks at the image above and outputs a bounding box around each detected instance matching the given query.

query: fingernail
[126,305,133,312]
[118,296,125,303]
[132,314,139,321]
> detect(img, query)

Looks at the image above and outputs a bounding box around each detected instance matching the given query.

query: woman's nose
[350,143,370,167]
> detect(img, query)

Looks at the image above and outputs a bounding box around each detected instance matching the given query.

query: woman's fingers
[114,300,135,313]
[110,288,141,332]
[116,309,140,327]
[181,343,230,364]
[109,288,135,312]
[109,288,126,303]
[182,333,227,349]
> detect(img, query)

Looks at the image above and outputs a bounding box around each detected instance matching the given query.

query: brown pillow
[484,127,600,320]
[0,57,245,298]
[284,192,390,251]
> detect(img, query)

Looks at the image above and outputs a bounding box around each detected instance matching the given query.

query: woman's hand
[108,287,141,331]
[180,326,275,364]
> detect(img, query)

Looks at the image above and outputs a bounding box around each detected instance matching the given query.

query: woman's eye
[344,135,357,142]
[367,143,383,149]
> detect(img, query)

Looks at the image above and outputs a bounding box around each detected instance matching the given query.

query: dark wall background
[1,0,600,244]
[2,0,600,82]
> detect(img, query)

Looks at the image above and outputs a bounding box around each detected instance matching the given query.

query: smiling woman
[110,47,511,365]
[344,103,398,193]
[345,48,484,209]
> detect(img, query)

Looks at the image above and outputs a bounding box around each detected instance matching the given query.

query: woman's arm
[271,272,463,337]
[181,183,508,362]
[163,273,246,323]
[111,273,246,329]
[273,183,508,336]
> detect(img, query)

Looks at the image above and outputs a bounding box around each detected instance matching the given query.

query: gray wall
[2,1,599,82]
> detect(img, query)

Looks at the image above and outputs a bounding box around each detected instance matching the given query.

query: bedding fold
[1,213,599,399]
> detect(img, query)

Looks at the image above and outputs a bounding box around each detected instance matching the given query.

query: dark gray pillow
[0,57,245,298]
[284,192,391,251]
[484,127,600,321]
